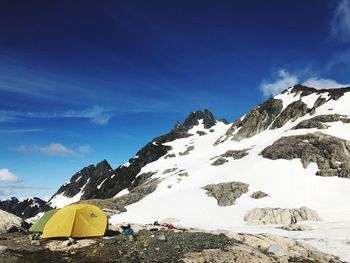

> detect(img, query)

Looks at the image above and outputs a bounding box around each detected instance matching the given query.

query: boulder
[0,209,23,234]
[250,191,268,199]
[211,157,228,166]
[244,207,321,225]
[260,132,350,178]
[0,245,8,254]
[203,181,249,206]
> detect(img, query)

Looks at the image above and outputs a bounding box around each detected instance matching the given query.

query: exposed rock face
[0,197,49,219]
[221,149,250,159]
[181,109,217,130]
[250,191,268,199]
[260,132,350,178]
[211,157,228,166]
[51,109,222,201]
[244,207,321,225]
[50,160,113,201]
[203,181,249,206]
[292,114,350,130]
[292,119,328,130]
[270,100,309,129]
[128,171,157,191]
[196,130,206,136]
[79,178,162,213]
[179,146,194,156]
[0,209,23,233]
[211,149,250,166]
[226,99,283,141]
[290,84,350,100]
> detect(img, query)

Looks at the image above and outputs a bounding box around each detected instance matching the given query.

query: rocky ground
[0,228,345,263]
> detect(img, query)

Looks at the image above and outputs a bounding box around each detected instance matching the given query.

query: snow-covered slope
[48,85,350,260]
[106,85,350,261]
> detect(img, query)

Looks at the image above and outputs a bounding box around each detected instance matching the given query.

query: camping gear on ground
[29,209,60,233]
[167,224,187,232]
[41,204,107,238]
[121,224,134,235]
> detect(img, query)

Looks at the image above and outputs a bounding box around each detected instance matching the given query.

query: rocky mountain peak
[178,109,217,131]
[287,84,350,100]
[0,196,48,219]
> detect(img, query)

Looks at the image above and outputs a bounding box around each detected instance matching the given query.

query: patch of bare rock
[203,181,249,206]
[251,191,268,199]
[260,132,350,178]
[244,207,321,225]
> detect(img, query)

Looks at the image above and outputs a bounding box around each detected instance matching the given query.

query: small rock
[0,245,8,254]
[158,234,167,241]
[281,224,313,231]
[62,240,71,247]
[30,240,41,246]
[250,191,268,199]
[68,237,76,244]
[268,244,290,259]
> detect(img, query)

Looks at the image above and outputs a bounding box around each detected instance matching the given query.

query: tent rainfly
[41,204,107,238]
[29,209,60,232]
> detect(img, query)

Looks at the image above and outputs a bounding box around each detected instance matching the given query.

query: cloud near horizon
[0,105,113,125]
[0,169,21,183]
[15,143,91,156]
[331,0,350,42]
[260,69,349,96]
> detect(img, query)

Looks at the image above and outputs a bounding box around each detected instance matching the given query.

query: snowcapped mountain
[0,197,49,219]
[45,85,350,260]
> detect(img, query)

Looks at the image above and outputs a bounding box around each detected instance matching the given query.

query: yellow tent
[41,204,107,238]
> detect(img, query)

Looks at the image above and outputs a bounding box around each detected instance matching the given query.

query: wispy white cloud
[0,105,113,125]
[331,0,350,42]
[76,144,91,154]
[303,77,348,89]
[0,128,43,133]
[260,70,299,96]
[15,143,91,157]
[0,169,21,183]
[0,185,53,190]
[260,69,349,96]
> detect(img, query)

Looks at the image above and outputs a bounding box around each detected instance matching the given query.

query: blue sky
[1,0,350,200]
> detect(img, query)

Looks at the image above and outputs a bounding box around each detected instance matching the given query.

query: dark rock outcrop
[225,99,283,141]
[250,191,268,199]
[221,149,250,159]
[179,146,194,156]
[51,110,222,201]
[290,84,350,100]
[260,132,350,178]
[270,100,309,129]
[211,157,228,166]
[0,197,49,219]
[182,109,217,130]
[203,181,249,206]
[292,114,349,130]
[49,160,113,202]
[79,178,161,213]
